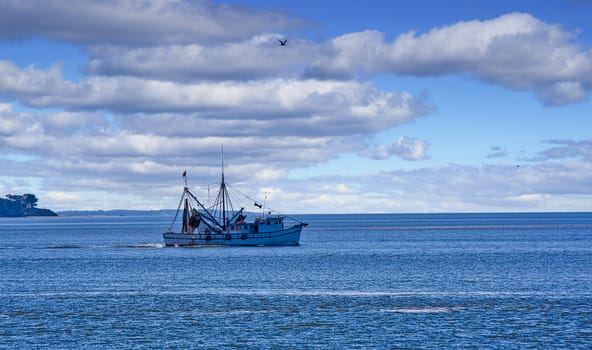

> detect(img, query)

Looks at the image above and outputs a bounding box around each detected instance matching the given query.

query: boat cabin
[229,215,285,233]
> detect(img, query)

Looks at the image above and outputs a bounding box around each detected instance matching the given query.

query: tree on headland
[0,194,57,217]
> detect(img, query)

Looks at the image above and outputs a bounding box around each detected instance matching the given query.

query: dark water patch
[40,244,85,249]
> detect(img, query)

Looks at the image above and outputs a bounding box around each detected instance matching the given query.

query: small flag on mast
[182,170,187,177]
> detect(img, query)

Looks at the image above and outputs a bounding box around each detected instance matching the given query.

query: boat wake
[114,244,164,249]
[35,244,164,249]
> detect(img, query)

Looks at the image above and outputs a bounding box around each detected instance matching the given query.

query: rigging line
[227,184,307,225]
[168,187,188,231]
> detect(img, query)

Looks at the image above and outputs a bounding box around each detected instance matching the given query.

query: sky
[0,0,591,213]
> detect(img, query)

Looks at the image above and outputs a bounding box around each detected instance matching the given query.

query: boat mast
[220,145,227,230]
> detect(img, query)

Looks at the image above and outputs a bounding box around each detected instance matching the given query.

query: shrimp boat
[163,169,307,247]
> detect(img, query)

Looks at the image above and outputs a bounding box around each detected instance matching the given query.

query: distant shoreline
[1,211,589,220]
[0,208,58,218]
[55,210,591,216]
[1,194,57,217]
[57,209,177,217]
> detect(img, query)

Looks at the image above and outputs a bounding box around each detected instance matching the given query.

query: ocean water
[1,212,591,349]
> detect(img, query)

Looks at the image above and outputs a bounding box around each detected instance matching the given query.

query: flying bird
[277,39,287,46]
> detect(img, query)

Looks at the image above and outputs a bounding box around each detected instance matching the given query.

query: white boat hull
[163,224,304,247]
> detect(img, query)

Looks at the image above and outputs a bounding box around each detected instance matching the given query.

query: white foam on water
[115,243,164,248]
[381,307,462,313]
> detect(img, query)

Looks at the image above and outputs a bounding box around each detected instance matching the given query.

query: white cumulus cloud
[362,136,430,161]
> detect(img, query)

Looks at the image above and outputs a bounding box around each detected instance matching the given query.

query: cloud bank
[0,1,590,212]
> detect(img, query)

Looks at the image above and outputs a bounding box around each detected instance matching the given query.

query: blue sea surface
[1,213,591,349]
